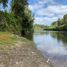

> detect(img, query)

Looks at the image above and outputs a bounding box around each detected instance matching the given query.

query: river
[33,31,67,67]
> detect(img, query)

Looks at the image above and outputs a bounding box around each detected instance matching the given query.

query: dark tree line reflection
[50,31,67,45]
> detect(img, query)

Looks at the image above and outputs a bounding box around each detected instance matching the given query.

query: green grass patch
[0,32,18,45]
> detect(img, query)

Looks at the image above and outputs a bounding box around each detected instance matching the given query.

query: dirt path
[0,40,53,67]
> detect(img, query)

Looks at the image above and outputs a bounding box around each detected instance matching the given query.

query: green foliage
[57,18,61,26]
[51,21,57,26]
[0,0,8,7]
[0,0,34,38]
[11,0,28,15]
[48,14,67,31]
[11,0,34,36]
[34,24,48,31]
[0,11,21,34]
[21,8,34,35]
[63,14,67,26]
[34,24,43,31]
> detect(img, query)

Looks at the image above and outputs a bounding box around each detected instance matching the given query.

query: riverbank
[44,25,67,31]
[0,32,52,67]
[44,29,67,31]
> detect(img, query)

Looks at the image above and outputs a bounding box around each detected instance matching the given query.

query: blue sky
[28,0,67,25]
[0,0,11,12]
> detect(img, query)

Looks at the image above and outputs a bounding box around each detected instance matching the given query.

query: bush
[0,11,21,34]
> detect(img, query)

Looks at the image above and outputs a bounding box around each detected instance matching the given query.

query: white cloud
[35,5,67,17]
[29,4,43,11]
[28,0,67,25]
[29,0,55,11]
[38,0,55,5]
[34,17,59,25]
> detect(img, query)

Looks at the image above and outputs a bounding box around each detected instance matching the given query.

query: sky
[0,0,11,12]
[0,0,67,25]
[28,0,67,25]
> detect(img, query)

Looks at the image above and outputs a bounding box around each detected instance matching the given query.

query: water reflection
[50,31,67,45]
[33,31,67,67]
[22,33,33,40]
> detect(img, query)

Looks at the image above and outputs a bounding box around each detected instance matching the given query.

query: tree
[63,14,67,26]
[0,0,8,7]
[51,21,57,26]
[11,0,28,16]
[11,0,34,36]
[57,18,61,27]
[0,0,34,38]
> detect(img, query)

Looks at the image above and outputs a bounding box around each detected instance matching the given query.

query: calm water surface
[33,31,67,67]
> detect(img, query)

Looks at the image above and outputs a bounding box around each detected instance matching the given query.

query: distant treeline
[33,24,47,31]
[44,14,67,31]
[0,0,34,37]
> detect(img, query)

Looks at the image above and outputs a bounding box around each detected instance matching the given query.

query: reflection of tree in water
[22,33,33,40]
[34,31,49,36]
[50,31,67,45]
[44,31,50,35]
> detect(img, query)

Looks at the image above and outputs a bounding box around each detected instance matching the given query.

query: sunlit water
[33,31,67,67]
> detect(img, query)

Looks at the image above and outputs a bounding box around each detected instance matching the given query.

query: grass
[0,32,18,45]
[0,31,36,51]
[0,31,33,44]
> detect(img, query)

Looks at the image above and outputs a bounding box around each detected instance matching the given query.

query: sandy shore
[0,36,53,67]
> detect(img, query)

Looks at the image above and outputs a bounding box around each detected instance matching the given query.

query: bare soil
[0,40,53,67]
